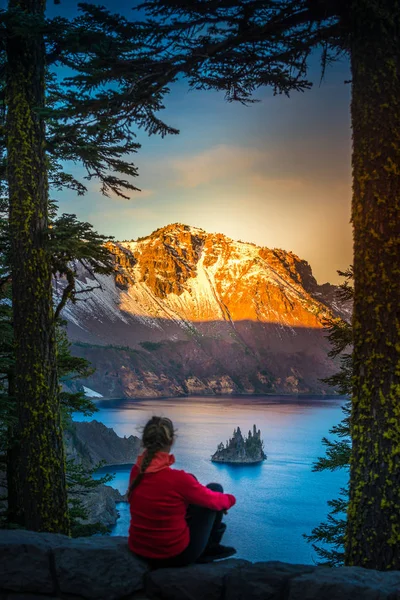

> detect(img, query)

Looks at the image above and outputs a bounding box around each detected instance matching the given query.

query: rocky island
[211,425,266,464]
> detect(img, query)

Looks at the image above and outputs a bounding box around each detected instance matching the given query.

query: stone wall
[2,530,400,600]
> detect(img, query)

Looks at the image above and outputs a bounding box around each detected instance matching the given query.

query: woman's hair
[127,416,175,498]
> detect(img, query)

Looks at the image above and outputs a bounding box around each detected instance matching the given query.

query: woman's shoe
[196,544,237,563]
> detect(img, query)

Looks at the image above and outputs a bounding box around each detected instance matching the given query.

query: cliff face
[65,420,141,527]
[61,223,351,398]
[1,421,140,529]
[64,420,141,468]
[211,425,267,464]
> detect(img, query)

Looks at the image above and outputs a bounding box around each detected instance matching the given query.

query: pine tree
[57,327,116,538]
[135,0,400,569]
[0,320,115,534]
[0,190,118,532]
[4,0,69,533]
[65,457,115,538]
[344,3,400,569]
[0,0,177,533]
[304,268,353,566]
[1,320,117,534]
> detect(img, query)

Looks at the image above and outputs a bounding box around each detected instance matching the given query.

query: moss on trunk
[6,0,69,533]
[345,0,400,569]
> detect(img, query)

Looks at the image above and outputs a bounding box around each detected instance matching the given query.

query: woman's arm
[179,472,236,511]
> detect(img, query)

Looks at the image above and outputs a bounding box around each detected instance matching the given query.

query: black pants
[144,483,226,569]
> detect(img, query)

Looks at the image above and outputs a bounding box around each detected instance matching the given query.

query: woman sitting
[127,416,236,568]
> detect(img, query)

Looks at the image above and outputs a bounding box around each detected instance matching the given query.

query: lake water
[73,395,347,564]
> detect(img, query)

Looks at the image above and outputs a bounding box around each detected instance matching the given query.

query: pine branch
[54,267,75,321]
[304,268,353,565]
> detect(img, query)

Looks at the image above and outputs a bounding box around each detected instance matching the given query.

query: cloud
[170,144,270,188]
[168,144,316,193]
[168,139,350,192]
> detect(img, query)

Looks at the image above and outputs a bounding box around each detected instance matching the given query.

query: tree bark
[6,371,19,524]
[6,0,69,533]
[345,0,400,569]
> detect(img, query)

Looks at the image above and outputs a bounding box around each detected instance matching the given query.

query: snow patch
[82,386,103,398]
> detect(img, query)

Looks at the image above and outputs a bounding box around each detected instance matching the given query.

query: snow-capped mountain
[61,223,350,398]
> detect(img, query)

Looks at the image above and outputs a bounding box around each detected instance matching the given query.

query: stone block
[224,561,316,600]
[0,529,66,594]
[144,558,250,600]
[287,566,400,600]
[53,536,149,599]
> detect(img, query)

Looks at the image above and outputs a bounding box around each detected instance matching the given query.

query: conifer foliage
[0,193,117,534]
[0,0,176,532]
[304,268,353,566]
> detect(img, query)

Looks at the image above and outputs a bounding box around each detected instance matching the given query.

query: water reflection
[212,462,265,482]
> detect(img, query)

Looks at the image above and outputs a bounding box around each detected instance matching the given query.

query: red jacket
[128,452,236,559]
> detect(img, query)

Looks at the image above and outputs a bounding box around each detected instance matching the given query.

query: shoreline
[89,392,349,403]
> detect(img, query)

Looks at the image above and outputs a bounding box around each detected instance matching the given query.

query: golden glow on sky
[58,54,352,285]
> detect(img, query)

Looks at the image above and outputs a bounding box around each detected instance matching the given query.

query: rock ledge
[2,530,400,600]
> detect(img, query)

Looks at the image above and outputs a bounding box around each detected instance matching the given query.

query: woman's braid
[128,417,175,498]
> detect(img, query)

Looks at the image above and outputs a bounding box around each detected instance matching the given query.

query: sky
[40,2,353,284]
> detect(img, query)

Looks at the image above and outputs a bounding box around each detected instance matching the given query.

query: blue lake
[73,395,348,564]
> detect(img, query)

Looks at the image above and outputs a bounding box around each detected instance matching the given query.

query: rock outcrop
[73,484,124,529]
[64,419,141,468]
[64,420,140,527]
[59,223,351,398]
[2,530,400,600]
[211,425,267,464]
[0,421,139,530]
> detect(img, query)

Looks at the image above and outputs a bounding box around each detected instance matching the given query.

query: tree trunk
[6,371,19,524]
[6,0,69,533]
[345,1,400,569]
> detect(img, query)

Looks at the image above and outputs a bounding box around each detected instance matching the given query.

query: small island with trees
[211,425,267,464]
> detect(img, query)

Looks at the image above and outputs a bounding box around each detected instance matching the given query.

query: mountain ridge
[61,223,350,398]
